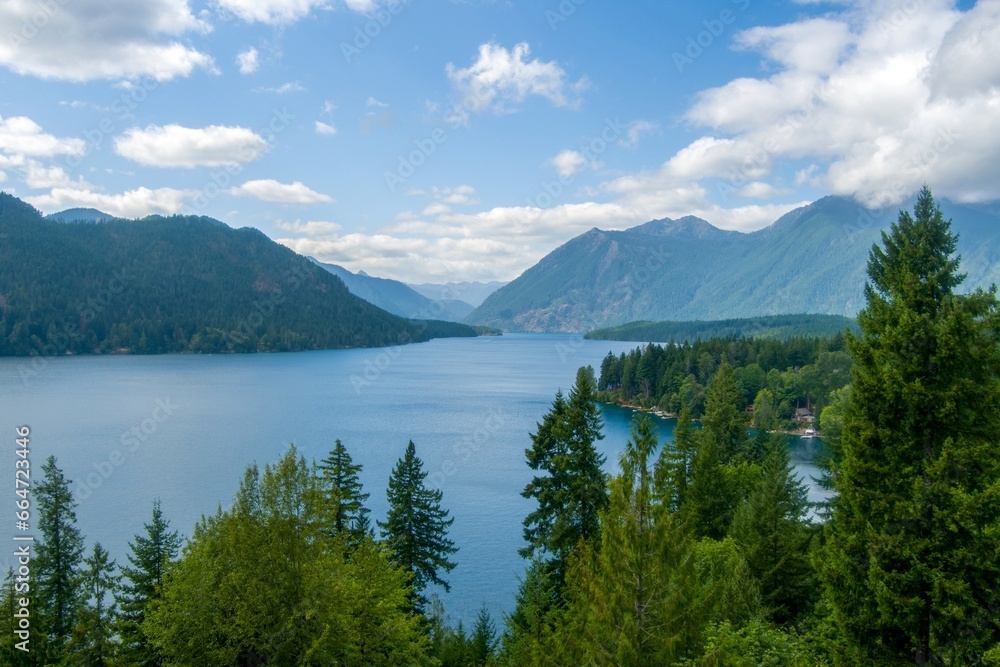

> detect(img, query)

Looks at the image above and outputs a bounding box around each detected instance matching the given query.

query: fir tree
[655,403,696,511]
[730,438,813,625]
[118,499,182,667]
[317,439,371,545]
[700,359,750,463]
[35,455,85,660]
[379,440,458,610]
[470,605,498,666]
[520,367,608,585]
[822,187,1000,664]
[70,542,120,665]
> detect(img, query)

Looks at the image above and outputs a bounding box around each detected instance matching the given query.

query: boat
[802,428,817,439]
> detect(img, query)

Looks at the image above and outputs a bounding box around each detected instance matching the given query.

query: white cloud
[314,121,337,136]
[232,179,333,203]
[367,97,390,108]
[276,219,343,234]
[446,42,587,119]
[26,186,188,218]
[218,0,372,24]
[618,120,660,148]
[254,81,304,94]
[0,171,7,183]
[432,185,479,206]
[237,47,259,74]
[322,100,338,114]
[550,149,587,178]
[114,124,268,168]
[0,0,213,82]
[0,116,86,159]
[23,162,86,190]
[927,0,1000,99]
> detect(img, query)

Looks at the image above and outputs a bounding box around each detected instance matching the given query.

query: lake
[0,334,828,624]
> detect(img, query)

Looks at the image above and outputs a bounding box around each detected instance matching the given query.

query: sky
[0,0,997,283]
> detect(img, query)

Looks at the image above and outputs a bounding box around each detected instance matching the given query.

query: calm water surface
[0,334,826,623]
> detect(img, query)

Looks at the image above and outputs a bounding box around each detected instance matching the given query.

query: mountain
[45,207,116,222]
[466,195,1000,332]
[0,193,478,356]
[311,259,475,322]
[408,280,507,307]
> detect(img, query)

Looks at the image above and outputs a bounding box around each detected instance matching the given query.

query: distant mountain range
[0,194,478,356]
[311,259,476,322]
[466,195,1000,332]
[408,280,507,308]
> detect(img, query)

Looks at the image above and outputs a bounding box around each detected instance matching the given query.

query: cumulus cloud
[114,124,268,168]
[0,0,213,82]
[618,120,660,149]
[314,121,337,136]
[550,150,588,178]
[275,219,343,234]
[26,186,188,218]
[254,82,305,94]
[218,0,372,24]
[446,42,587,119]
[0,116,86,160]
[237,47,259,74]
[231,179,333,203]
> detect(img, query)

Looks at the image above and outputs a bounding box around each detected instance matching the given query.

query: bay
[0,333,827,624]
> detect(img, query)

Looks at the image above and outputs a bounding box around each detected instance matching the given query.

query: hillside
[408,280,507,307]
[45,207,116,223]
[312,259,475,322]
[466,196,1000,332]
[585,314,859,342]
[0,193,477,355]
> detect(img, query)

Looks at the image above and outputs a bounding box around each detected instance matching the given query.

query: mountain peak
[628,215,728,239]
[45,207,115,223]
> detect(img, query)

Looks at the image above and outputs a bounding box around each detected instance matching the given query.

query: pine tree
[520,390,569,564]
[379,440,458,610]
[70,542,120,665]
[317,439,371,545]
[730,438,813,625]
[35,455,85,660]
[822,187,1000,664]
[118,499,182,667]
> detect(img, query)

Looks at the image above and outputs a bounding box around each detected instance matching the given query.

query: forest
[584,314,859,344]
[0,193,477,357]
[3,188,998,665]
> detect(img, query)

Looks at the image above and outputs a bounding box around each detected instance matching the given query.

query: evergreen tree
[35,455,85,661]
[548,415,706,665]
[700,359,750,463]
[70,542,120,665]
[118,499,182,667]
[379,440,458,610]
[655,403,696,511]
[470,605,498,666]
[822,187,1000,664]
[520,390,570,564]
[520,367,607,585]
[730,438,813,625]
[317,439,372,545]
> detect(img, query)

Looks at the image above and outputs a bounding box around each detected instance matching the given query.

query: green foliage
[656,403,696,511]
[35,455,85,662]
[317,439,372,547]
[586,314,859,342]
[730,439,814,625]
[145,445,431,665]
[700,619,828,667]
[520,367,608,585]
[0,192,478,357]
[117,499,182,667]
[821,187,1000,664]
[596,334,852,420]
[378,440,458,611]
[69,542,120,665]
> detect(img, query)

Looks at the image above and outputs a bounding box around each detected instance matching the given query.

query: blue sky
[0,0,996,282]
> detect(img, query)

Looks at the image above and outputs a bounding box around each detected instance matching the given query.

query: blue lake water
[0,334,827,624]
